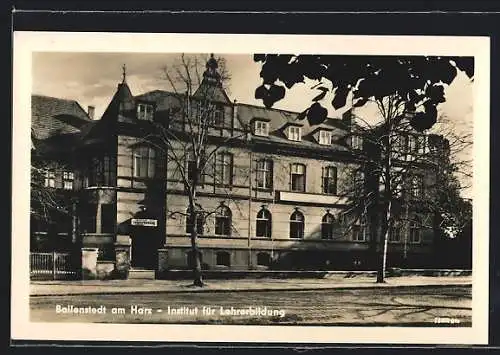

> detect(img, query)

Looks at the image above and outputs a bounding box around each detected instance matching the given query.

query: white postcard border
[12,31,490,344]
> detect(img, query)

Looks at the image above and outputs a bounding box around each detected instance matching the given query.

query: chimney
[233,99,238,119]
[87,105,95,120]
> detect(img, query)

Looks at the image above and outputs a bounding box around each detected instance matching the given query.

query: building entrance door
[130,217,160,269]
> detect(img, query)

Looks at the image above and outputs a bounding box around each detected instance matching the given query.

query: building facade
[30,57,451,279]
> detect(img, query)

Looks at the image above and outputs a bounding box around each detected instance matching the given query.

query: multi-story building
[31,56,451,279]
[30,94,92,252]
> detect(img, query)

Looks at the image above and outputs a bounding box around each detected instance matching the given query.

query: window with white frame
[186,152,204,184]
[408,134,419,152]
[212,105,224,127]
[288,126,302,141]
[44,169,55,188]
[215,152,233,186]
[321,213,335,240]
[256,208,272,238]
[322,166,337,195]
[389,220,402,242]
[62,171,74,190]
[256,159,273,189]
[409,217,422,243]
[352,217,367,242]
[137,103,154,121]
[290,163,306,192]
[289,210,305,239]
[254,121,269,136]
[351,135,363,150]
[133,146,156,178]
[186,205,204,235]
[215,205,232,236]
[319,130,332,145]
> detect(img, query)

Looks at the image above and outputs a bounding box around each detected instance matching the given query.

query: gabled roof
[31,94,91,140]
[100,82,136,123]
[134,90,182,110]
[237,103,347,137]
[192,82,231,104]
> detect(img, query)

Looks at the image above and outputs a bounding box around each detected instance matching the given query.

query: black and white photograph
[11,32,489,344]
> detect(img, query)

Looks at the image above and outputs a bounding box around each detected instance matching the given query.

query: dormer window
[351,135,363,150]
[137,103,154,121]
[254,121,269,136]
[319,130,332,145]
[288,126,302,141]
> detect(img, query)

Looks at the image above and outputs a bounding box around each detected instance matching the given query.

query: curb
[30,282,472,297]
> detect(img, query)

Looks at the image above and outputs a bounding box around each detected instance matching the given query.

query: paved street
[30,285,471,326]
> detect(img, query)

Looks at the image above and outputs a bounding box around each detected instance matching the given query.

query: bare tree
[338,96,472,281]
[141,54,247,287]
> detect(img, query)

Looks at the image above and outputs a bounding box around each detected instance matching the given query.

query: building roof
[31,94,91,140]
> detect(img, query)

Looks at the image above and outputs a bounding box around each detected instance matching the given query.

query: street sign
[131,218,158,227]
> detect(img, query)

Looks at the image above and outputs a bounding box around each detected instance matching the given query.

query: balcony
[276,190,348,206]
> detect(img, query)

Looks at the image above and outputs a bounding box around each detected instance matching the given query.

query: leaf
[410,102,437,132]
[255,85,268,100]
[332,86,350,110]
[268,84,286,102]
[426,84,446,104]
[312,90,328,102]
[452,57,474,78]
[254,54,266,62]
[296,108,309,121]
[307,102,328,126]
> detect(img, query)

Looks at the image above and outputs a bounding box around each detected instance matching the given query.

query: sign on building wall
[131,218,158,227]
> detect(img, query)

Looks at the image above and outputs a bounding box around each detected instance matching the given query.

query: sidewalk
[30,275,472,296]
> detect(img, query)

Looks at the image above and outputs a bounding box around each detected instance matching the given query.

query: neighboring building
[31,57,453,279]
[30,94,92,252]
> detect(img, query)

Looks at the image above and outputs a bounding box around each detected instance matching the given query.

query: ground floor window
[321,212,335,239]
[216,251,231,267]
[256,252,271,267]
[289,210,304,239]
[256,208,272,238]
[409,217,422,243]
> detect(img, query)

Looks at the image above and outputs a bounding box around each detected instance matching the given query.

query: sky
[32,52,474,198]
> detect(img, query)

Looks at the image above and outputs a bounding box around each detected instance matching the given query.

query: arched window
[409,217,422,243]
[216,251,231,266]
[133,146,156,178]
[215,205,232,236]
[256,208,272,238]
[352,216,368,242]
[290,210,305,239]
[389,220,402,242]
[321,213,335,240]
[257,252,271,267]
[186,204,204,235]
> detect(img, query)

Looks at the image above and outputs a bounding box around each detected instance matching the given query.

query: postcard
[12,31,489,344]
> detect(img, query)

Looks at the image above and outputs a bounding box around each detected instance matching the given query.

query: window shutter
[289,163,292,190]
